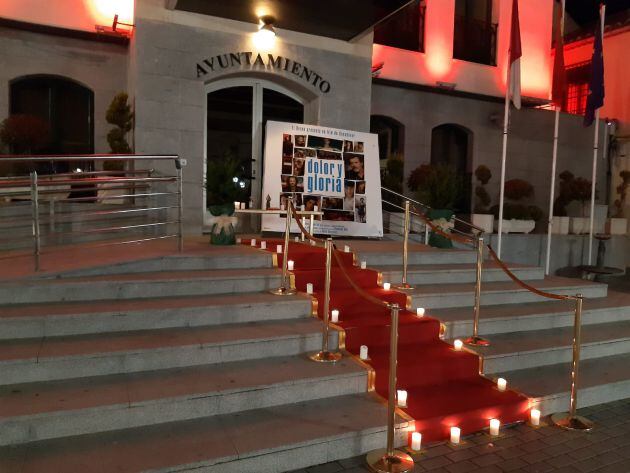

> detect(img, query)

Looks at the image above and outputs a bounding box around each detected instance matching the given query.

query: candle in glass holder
[314,205,319,211]
[234,201,240,209]
[450,427,461,445]
[453,339,463,351]
[294,236,300,242]
[397,389,408,407]
[360,261,367,269]
[331,309,339,323]
[287,260,295,271]
[360,345,368,360]
[250,239,257,247]
[530,409,541,426]
[344,245,350,253]
[489,419,500,436]
[236,238,242,244]
[497,378,507,391]
[276,245,282,253]
[306,283,313,294]
[310,240,316,246]
[301,205,305,211]
[260,241,267,250]
[383,282,391,290]
[411,432,422,451]
[416,307,425,317]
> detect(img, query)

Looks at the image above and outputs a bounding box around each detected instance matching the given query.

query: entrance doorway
[431,123,473,213]
[205,79,304,210]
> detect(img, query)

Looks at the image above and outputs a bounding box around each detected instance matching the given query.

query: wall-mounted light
[436,81,457,90]
[95,14,135,37]
[254,15,276,50]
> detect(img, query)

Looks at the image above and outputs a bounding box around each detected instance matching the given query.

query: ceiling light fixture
[254,15,276,50]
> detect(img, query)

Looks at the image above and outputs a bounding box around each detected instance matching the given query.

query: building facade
[0,0,627,233]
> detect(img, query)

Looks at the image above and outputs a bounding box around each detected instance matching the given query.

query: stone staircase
[348,240,630,419]
[1,239,629,472]
[0,247,407,473]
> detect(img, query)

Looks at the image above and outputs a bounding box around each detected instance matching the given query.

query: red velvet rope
[486,244,572,301]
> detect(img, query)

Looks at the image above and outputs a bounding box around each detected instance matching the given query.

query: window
[374,0,426,52]
[453,0,497,66]
[564,61,591,115]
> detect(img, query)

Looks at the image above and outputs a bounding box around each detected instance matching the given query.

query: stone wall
[371,82,609,226]
[0,26,129,154]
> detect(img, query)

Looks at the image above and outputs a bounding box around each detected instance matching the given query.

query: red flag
[551,4,567,108]
[508,0,522,109]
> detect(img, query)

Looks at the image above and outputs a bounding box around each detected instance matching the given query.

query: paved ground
[291,398,630,473]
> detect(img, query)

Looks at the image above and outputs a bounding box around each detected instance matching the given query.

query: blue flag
[584,10,604,127]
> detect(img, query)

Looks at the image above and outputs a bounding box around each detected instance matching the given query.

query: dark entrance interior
[431,124,472,213]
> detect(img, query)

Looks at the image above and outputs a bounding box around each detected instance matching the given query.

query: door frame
[204,77,306,209]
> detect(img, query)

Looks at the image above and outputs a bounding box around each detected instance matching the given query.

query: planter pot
[570,217,590,235]
[208,203,236,245]
[551,216,570,235]
[471,214,494,234]
[606,218,627,235]
[427,209,454,248]
[494,219,535,234]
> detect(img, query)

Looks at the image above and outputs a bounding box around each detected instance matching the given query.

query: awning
[168,0,415,41]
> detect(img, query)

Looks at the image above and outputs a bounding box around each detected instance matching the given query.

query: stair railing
[0,154,185,272]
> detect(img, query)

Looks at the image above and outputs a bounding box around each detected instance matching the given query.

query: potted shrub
[206,154,250,245]
[0,114,51,176]
[407,163,461,248]
[568,176,594,234]
[607,170,630,234]
[471,165,494,233]
[105,92,134,171]
[491,179,542,233]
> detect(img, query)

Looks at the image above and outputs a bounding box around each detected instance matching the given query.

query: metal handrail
[381,186,484,235]
[0,154,184,270]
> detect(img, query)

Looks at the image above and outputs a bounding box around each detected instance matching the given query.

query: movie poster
[262,121,383,237]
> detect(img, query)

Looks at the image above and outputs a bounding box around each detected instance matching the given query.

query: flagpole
[545,0,566,275]
[587,4,605,265]
[546,108,560,274]
[497,82,510,258]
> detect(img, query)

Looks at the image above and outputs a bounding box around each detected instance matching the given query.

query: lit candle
[236,238,242,244]
[530,409,541,426]
[450,427,461,445]
[454,339,463,351]
[287,260,295,271]
[360,345,368,360]
[411,432,422,452]
[489,419,500,436]
[497,378,507,392]
[344,245,350,253]
[360,261,367,269]
[331,309,339,323]
[310,240,316,246]
[276,245,282,253]
[234,201,240,209]
[416,307,425,317]
[397,389,407,407]
[250,239,257,247]
[240,202,246,210]
[280,204,285,210]
[383,282,391,290]
[314,205,319,211]
[260,241,267,250]
[294,236,300,242]
[301,205,305,211]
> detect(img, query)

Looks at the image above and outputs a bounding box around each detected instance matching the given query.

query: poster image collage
[280,134,367,223]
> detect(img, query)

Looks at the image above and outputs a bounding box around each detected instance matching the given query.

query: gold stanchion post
[465,235,489,346]
[395,200,414,291]
[551,294,593,431]
[310,238,342,363]
[270,198,296,296]
[366,303,414,473]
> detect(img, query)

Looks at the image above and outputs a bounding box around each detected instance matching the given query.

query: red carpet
[245,239,530,442]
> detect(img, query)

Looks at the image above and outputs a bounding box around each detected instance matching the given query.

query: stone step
[0,355,367,446]
[496,353,630,416]
[46,250,273,278]
[408,276,607,309]
[465,320,630,374]
[0,268,283,304]
[339,240,477,266]
[0,393,408,473]
[0,293,312,340]
[433,291,630,339]
[378,262,544,286]
[0,318,336,385]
